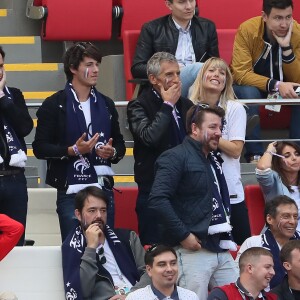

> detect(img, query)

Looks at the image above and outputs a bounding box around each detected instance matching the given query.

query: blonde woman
[190,57,250,245]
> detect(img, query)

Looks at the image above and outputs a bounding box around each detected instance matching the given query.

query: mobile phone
[294,86,300,95]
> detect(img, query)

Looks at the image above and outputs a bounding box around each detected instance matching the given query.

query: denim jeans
[135,188,161,246]
[175,246,239,300]
[0,173,28,246]
[57,187,115,242]
[233,85,266,161]
[180,62,203,98]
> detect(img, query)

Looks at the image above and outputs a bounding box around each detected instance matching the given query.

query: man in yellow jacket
[231,0,300,163]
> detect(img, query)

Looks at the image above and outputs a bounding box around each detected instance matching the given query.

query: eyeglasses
[190,103,210,124]
[97,246,107,265]
[75,42,93,50]
[146,244,159,253]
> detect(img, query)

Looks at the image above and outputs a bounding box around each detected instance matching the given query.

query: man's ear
[149,74,157,85]
[262,11,267,22]
[75,209,82,222]
[165,0,172,11]
[146,265,152,277]
[283,261,292,271]
[266,214,274,227]
[70,65,77,75]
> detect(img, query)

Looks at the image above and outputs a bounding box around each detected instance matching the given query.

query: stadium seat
[244,185,265,236]
[117,0,169,39]
[0,246,64,300]
[114,187,138,233]
[259,105,291,130]
[123,30,141,100]
[197,0,261,29]
[30,0,113,40]
[217,29,237,65]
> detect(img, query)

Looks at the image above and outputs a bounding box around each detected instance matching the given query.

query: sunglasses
[97,246,107,265]
[190,103,210,124]
[146,244,159,253]
[75,42,93,50]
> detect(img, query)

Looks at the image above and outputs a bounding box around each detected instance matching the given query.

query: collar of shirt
[172,18,191,32]
[235,278,266,299]
[151,284,179,300]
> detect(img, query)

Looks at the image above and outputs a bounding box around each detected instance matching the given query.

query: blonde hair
[189,57,236,111]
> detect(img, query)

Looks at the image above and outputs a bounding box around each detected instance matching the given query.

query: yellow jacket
[231,16,300,92]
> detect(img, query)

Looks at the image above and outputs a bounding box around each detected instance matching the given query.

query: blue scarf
[262,228,300,288]
[65,82,111,194]
[62,223,140,300]
[0,86,27,168]
[207,151,236,251]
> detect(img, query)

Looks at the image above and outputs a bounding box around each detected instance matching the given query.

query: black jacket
[32,90,125,190]
[272,275,295,300]
[148,136,213,246]
[131,14,219,78]
[127,87,193,189]
[0,87,33,169]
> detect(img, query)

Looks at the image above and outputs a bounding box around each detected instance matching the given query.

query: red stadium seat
[41,0,113,41]
[197,0,261,29]
[259,105,291,130]
[114,187,138,233]
[123,30,141,100]
[217,29,237,65]
[244,185,265,236]
[118,0,169,39]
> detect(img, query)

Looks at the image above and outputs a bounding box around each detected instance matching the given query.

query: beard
[81,217,105,231]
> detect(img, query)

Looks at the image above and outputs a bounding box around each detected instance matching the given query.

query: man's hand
[180,233,201,251]
[0,67,6,91]
[108,295,126,300]
[76,132,100,154]
[278,81,300,98]
[95,138,114,159]
[85,223,103,248]
[159,81,181,106]
[272,18,293,47]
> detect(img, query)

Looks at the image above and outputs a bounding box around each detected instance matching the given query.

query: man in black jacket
[33,42,125,242]
[0,46,33,246]
[127,52,193,246]
[272,240,300,299]
[131,0,219,97]
[148,105,238,300]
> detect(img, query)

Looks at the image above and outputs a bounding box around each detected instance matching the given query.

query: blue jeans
[57,187,115,242]
[135,188,162,246]
[180,62,203,98]
[0,173,28,246]
[175,246,239,300]
[233,85,265,161]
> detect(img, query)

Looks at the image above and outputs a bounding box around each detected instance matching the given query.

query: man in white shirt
[126,244,199,300]
[236,195,300,289]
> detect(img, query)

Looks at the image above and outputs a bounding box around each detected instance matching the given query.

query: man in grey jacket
[61,186,150,300]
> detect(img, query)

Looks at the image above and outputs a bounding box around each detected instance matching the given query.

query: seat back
[41,0,112,40]
[197,0,262,29]
[259,106,292,130]
[244,185,265,236]
[118,0,169,39]
[114,187,138,233]
[123,30,141,99]
[0,246,64,300]
[217,29,237,65]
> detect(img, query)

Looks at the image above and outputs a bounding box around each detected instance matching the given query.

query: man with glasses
[148,105,239,300]
[231,0,300,163]
[33,42,125,242]
[126,244,199,300]
[62,186,151,300]
[127,52,193,246]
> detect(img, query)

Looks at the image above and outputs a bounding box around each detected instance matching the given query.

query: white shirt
[220,100,246,204]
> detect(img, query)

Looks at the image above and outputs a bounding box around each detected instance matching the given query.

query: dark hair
[263,0,293,15]
[0,46,5,59]
[239,247,273,272]
[272,141,300,192]
[264,195,298,225]
[63,42,102,81]
[280,240,300,264]
[186,104,225,134]
[75,186,108,213]
[144,244,177,267]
